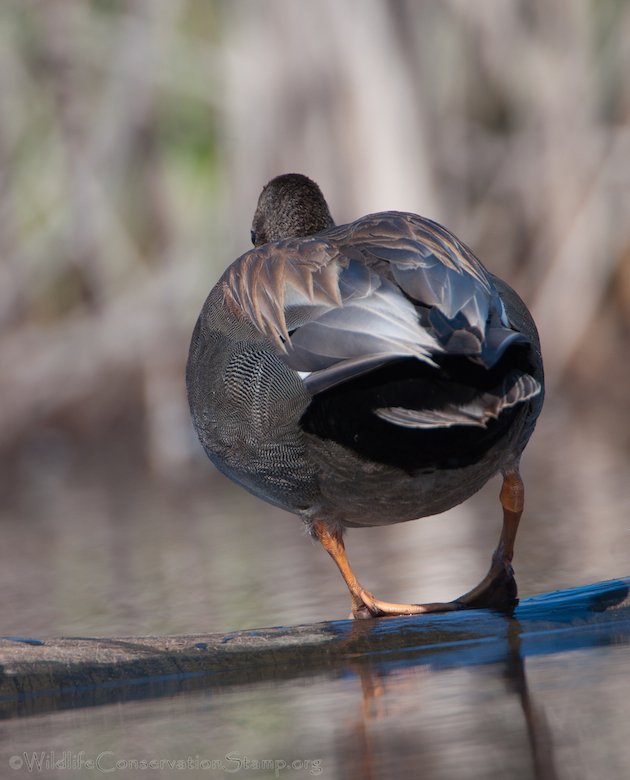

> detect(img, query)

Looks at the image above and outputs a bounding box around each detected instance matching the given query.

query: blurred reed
[0,0,629,479]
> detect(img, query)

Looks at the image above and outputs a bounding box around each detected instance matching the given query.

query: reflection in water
[334,581,628,779]
[504,622,557,780]
[339,621,560,780]
[346,662,390,780]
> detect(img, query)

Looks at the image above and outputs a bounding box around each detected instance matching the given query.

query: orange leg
[312,520,460,620]
[455,468,524,610]
[313,467,524,619]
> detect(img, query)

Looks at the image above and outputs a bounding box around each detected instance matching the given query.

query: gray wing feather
[223,213,534,395]
[287,260,441,371]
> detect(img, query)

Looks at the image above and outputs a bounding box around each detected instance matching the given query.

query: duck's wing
[223,232,442,391]
[222,213,531,395]
[330,213,531,367]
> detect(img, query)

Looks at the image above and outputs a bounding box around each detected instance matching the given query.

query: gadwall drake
[187,173,544,619]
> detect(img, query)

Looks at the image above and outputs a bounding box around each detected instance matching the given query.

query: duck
[187,173,544,619]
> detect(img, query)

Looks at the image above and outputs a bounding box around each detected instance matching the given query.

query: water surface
[2,398,630,778]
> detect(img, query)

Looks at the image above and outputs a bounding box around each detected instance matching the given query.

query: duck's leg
[313,467,523,619]
[312,520,460,620]
[454,468,523,611]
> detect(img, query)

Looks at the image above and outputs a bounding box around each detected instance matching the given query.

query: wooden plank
[1,577,629,718]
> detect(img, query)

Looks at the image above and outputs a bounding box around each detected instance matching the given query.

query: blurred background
[1,0,630,637]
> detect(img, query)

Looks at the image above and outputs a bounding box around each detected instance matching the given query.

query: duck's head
[251,173,335,247]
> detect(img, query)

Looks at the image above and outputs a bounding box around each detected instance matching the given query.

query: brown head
[250,173,335,247]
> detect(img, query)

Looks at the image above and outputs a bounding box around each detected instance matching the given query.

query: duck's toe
[455,563,518,613]
[350,590,462,620]
[350,589,384,620]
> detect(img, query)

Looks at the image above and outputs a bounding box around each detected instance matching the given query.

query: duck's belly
[303,434,512,528]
